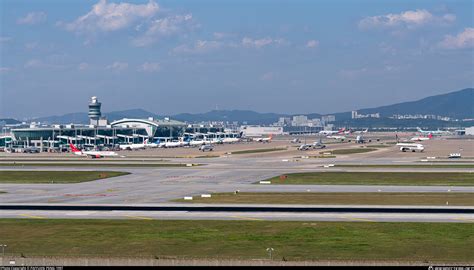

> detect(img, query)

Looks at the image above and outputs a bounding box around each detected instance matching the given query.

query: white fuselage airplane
[355,128,368,134]
[410,134,432,142]
[326,135,346,140]
[70,143,119,158]
[396,143,425,152]
[222,137,240,143]
[119,139,158,150]
[253,135,272,143]
[319,128,346,136]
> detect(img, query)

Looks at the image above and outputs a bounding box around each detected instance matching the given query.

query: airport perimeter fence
[3,255,470,267]
[1,253,471,266]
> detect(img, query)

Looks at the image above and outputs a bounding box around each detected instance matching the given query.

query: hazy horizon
[1,0,473,119]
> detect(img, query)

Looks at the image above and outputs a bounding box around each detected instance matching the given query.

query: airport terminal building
[6,97,189,151]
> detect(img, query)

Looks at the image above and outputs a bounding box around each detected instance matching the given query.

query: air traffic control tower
[88,96,102,125]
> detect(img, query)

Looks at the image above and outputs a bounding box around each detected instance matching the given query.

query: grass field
[0,219,472,262]
[0,163,195,167]
[231,147,287,155]
[264,172,474,186]
[174,192,474,206]
[0,171,130,183]
[336,164,474,169]
[320,148,377,155]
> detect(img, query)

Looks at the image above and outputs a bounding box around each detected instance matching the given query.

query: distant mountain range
[343,87,474,120]
[26,88,474,125]
[0,118,21,125]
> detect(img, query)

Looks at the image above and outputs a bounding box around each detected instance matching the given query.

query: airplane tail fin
[428,133,433,139]
[69,143,81,153]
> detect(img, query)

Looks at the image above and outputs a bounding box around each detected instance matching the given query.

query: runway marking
[19,214,46,219]
[230,215,264,221]
[123,215,154,220]
[453,217,474,222]
[342,216,375,222]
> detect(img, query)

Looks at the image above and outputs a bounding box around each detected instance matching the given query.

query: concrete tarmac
[1,138,473,222]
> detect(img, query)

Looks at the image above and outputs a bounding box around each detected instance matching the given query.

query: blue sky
[1,0,473,119]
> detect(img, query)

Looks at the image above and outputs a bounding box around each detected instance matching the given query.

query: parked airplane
[119,142,145,150]
[319,128,346,136]
[410,134,433,142]
[326,135,346,141]
[396,143,425,152]
[343,128,353,135]
[253,135,272,143]
[312,138,326,149]
[222,137,240,144]
[298,139,326,151]
[355,135,370,144]
[119,139,158,150]
[355,128,368,134]
[70,143,119,158]
[199,144,214,152]
[290,138,301,144]
[298,144,313,151]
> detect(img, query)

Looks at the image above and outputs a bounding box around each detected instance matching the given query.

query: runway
[1,203,473,223]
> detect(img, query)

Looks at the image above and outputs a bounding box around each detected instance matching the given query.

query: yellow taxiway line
[230,215,264,221]
[123,215,154,220]
[19,214,46,219]
[343,216,375,222]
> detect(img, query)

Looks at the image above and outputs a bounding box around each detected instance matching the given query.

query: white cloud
[17,12,47,25]
[78,62,89,70]
[359,9,455,29]
[138,62,161,72]
[132,14,195,47]
[0,67,13,73]
[61,0,158,33]
[438,28,474,49]
[241,37,277,48]
[106,61,128,72]
[24,57,68,69]
[0,37,12,43]
[306,40,319,48]
[339,68,368,79]
[213,32,236,39]
[260,72,275,81]
[25,42,39,50]
[172,40,223,54]
[24,59,44,68]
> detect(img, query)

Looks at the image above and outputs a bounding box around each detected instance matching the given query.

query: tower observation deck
[88,96,102,125]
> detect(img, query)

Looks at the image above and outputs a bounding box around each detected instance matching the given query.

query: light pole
[266,247,274,260]
[1,244,7,269]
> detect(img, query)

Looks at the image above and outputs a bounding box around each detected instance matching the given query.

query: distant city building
[321,115,336,123]
[277,117,291,126]
[308,118,322,127]
[351,111,357,119]
[390,114,457,122]
[291,115,308,126]
[352,110,380,119]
